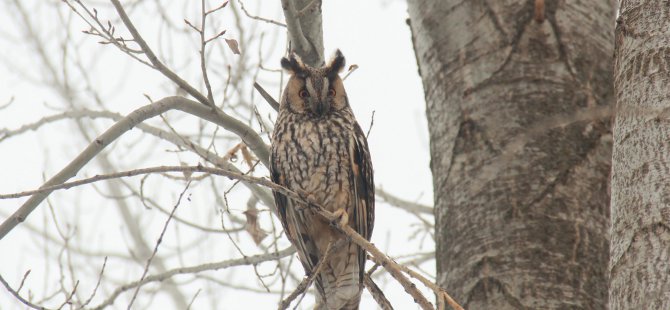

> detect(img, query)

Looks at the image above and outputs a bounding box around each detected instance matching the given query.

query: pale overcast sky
[0,0,433,309]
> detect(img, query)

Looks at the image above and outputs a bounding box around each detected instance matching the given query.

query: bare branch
[80,257,107,308]
[376,187,433,215]
[0,273,52,310]
[0,96,270,240]
[395,262,463,310]
[278,240,341,309]
[363,274,394,310]
[238,0,287,27]
[253,82,280,111]
[109,0,213,107]
[91,248,294,310]
[127,181,191,309]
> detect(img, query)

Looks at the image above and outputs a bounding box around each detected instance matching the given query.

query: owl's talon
[331,209,349,227]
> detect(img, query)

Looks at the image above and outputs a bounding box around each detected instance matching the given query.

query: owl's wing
[269,151,325,295]
[350,124,375,281]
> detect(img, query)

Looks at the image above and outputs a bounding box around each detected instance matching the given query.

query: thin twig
[16,270,30,294]
[91,248,294,309]
[376,187,433,215]
[363,274,394,310]
[278,240,339,309]
[338,224,434,310]
[238,0,287,27]
[366,110,375,138]
[396,263,463,310]
[0,96,271,240]
[127,181,191,309]
[254,82,280,111]
[0,273,52,310]
[109,0,214,107]
[79,257,107,308]
[198,0,215,104]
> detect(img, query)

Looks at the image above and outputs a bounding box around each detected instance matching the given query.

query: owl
[270,50,374,310]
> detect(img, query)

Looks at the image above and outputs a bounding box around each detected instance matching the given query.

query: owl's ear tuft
[281,53,306,76]
[326,49,345,79]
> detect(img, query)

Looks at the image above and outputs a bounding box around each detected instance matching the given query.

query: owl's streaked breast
[272,110,356,212]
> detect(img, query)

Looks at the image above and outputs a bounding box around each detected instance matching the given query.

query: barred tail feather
[314,242,363,310]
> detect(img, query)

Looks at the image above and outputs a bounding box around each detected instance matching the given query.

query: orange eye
[327,88,336,97]
[299,89,309,98]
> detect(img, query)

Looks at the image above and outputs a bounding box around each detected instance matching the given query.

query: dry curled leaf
[243,208,267,245]
[225,38,240,55]
[224,143,256,170]
[240,144,257,171]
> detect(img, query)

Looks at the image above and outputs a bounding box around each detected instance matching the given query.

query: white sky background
[0,0,433,309]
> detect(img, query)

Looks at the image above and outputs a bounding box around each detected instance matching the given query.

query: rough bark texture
[611,1,670,309]
[406,1,615,308]
[281,0,325,66]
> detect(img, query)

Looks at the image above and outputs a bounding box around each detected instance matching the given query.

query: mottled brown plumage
[270,50,374,310]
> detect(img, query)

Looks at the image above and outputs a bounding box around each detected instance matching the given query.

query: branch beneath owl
[394,262,464,310]
[336,225,435,310]
[278,240,341,309]
[0,163,462,310]
[363,274,394,310]
[89,247,294,310]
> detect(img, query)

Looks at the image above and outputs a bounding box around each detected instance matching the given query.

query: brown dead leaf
[243,208,267,245]
[239,144,257,172]
[224,142,256,171]
[224,143,243,162]
[225,38,240,55]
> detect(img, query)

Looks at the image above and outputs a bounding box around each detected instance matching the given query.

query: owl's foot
[331,209,349,227]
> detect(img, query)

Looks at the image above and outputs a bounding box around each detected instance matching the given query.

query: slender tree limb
[238,0,287,27]
[127,181,191,309]
[91,248,294,310]
[395,262,463,310]
[0,96,270,240]
[0,273,51,310]
[278,240,339,309]
[2,160,452,309]
[1,165,289,201]
[338,225,434,310]
[253,82,280,111]
[363,274,394,310]
[109,0,211,107]
[376,187,433,215]
[109,0,273,170]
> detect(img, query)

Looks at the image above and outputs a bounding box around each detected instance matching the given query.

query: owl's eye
[327,88,336,97]
[299,89,309,98]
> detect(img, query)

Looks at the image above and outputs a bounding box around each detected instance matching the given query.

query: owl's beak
[313,101,327,116]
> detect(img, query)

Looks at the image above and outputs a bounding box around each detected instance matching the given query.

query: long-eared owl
[270,50,374,310]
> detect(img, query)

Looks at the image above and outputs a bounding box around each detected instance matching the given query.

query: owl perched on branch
[270,50,374,310]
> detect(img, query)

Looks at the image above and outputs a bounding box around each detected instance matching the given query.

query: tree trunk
[611,1,670,309]
[406,1,615,308]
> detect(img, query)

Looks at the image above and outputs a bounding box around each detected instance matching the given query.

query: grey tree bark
[406,1,615,308]
[281,0,324,66]
[611,1,670,309]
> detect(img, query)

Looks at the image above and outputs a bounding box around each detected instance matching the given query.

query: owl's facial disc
[304,76,330,116]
